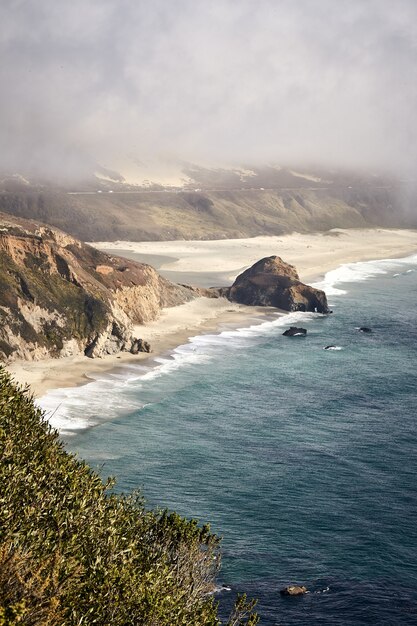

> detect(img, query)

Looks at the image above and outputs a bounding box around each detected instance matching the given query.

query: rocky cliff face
[220,256,330,314]
[0,213,196,363]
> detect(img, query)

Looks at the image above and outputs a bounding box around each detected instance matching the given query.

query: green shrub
[0,369,257,625]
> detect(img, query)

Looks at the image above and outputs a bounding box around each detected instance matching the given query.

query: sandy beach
[95,228,417,285]
[7,228,417,397]
[7,299,267,398]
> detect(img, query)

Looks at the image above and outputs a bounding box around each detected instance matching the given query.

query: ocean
[39,254,417,625]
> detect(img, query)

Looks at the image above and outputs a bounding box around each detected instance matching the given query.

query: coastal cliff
[0,213,331,365]
[0,213,196,363]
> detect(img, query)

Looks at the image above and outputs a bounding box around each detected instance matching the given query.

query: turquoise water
[40,255,417,624]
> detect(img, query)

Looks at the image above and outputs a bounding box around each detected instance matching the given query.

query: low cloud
[1,0,416,181]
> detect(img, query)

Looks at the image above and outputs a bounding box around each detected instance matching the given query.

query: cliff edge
[0,213,196,363]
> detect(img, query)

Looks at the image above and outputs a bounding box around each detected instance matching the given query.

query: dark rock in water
[283,326,307,336]
[220,256,331,314]
[280,585,308,596]
[130,338,152,354]
[358,327,372,333]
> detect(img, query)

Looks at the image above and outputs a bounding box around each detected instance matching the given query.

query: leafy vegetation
[0,369,258,625]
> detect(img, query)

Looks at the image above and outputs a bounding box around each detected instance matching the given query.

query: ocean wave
[38,252,417,434]
[37,370,150,435]
[126,310,319,386]
[312,253,417,295]
[138,351,212,382]
[38,311,320,433]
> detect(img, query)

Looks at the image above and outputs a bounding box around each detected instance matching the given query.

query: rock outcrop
[0,213,196,363]
[130,338,152,354]
[220,256,330,314]
[280,585,308,596]
[282,327,307,336]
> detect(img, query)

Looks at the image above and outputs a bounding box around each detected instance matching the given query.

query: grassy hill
[0,167,415,242]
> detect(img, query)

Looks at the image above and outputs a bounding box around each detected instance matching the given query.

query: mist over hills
[2,0,416,240]
[0,165,416,242]
[2,1,417,183]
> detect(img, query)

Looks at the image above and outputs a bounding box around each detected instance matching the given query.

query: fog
[1,0,416,182]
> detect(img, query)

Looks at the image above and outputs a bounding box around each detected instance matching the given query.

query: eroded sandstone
[0,213,197,363]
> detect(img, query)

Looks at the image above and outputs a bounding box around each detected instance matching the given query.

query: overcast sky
[1,0,416,181]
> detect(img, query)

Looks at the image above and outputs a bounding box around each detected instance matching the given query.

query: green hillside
[0,166,415,242]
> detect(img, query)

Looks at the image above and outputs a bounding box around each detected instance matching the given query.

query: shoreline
[7,301,273,399]
[6,228,417,398]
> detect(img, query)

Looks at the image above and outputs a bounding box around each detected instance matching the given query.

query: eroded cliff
[0,213,196,362]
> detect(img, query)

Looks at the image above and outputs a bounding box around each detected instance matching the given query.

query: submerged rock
[220,256,330,314]
[280,585,308,596]
[283,327,307,336]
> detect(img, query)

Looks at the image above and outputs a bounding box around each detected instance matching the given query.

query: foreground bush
[0,369,257,625]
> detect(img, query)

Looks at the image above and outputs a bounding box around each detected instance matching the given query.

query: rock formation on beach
[0,212,331,365]
[220,256,330,313]
[0,213,196,363]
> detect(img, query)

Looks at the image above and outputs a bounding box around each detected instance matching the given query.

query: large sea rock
[221,256,330,314]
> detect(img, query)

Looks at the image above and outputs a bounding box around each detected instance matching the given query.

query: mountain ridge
[1,166,415,242]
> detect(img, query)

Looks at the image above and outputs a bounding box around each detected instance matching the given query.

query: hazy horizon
[1,0,416,183]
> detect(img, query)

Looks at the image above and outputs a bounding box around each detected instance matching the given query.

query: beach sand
[7,228,417,397]
[95,228,417,285]
[7,299,267,398]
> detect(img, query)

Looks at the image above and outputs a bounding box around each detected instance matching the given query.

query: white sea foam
[212,585,232,594]
[37,369,150,435]
[38,252,417,434]
[313,253,417,296]
[38,311,320,433]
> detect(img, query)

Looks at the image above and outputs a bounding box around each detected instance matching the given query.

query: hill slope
[0,167,415,241]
